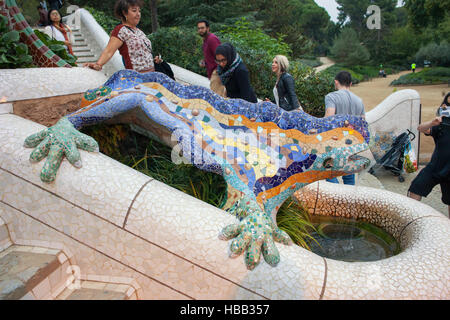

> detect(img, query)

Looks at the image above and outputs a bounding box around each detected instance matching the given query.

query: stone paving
[358,166,448,218]
[0,251,59,300]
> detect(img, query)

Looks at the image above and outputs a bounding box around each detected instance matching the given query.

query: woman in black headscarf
[215,43,257,103]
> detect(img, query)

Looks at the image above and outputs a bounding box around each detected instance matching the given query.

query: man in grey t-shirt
[324,71,365,185]
[324,72,365,118]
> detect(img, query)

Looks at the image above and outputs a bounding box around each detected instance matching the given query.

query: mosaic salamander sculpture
[24,70,371,270]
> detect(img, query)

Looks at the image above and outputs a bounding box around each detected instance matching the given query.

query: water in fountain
[306,215,400,262]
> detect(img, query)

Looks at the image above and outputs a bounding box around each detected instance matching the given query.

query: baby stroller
[369,130,417,182]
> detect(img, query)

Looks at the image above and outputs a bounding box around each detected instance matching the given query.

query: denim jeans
[326,174,355,185]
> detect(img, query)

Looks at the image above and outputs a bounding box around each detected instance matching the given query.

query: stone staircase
[0,218,137,300]
[72,27,98,66]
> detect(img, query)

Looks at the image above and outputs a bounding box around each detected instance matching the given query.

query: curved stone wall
[1,113,448,299]
[366,89,421,163]
[294,182,450,299]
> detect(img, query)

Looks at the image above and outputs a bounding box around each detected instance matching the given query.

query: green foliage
[290,61,335,117]
[16,0,41,26]
[404,0,450,29]
[248,0,323,57]
[34,29,78,66]
[148,26,206,76]
[330,28,370,66]
[390,67,450,85]
[0,15,33,68]
[385,26,422,65]
[158,0,247,27]
[297,58,323,68]
[84,6,119,34]
[403,0,450,51]
[414,41,450,67]
[276,199,317,250]
[218,18,292,58]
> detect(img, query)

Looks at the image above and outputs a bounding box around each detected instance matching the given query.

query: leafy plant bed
[80,123,316,249]
[390,67,450,86]
[0,15,33,68]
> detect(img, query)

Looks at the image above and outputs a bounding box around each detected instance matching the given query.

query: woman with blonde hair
[269,55,302,111]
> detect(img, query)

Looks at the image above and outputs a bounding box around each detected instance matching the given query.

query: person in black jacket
[267,55,301,111]
[215,43,257,103]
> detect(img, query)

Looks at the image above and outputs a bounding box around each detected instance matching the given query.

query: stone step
[74,39,87,45]
[56,280,137,300]
[76,56,99,63]
[72,43,89,48]
[0,245,71,300]
[72,47,92,53]
[73,51,95,58]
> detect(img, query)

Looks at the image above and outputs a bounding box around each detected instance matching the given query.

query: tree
[404,0,450,29]
[330,28,370,66]
[149,0,159,32]
[336,0,370,32]
[249,0,330,57]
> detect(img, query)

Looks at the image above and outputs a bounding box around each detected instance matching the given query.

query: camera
[437,106,450,117]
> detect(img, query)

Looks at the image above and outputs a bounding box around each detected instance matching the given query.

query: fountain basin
[307,215,400,262]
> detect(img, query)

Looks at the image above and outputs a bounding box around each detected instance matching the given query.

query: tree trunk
[150,0,159,33]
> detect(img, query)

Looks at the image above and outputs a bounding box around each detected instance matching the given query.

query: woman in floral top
[85,0,162,73]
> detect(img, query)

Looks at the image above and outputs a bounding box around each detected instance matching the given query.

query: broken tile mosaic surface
[23,70,371,270]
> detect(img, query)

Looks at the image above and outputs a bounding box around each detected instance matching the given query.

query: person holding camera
[408,93,450,217]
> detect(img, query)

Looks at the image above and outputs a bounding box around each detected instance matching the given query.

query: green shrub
[414,41,450,67]
[330,28,370,67]
[297,58,323,68]
[217,18,292,58]
[148,26,206,77]
[0,15,33,68]
[390,67,450,85]
[84,6,119,35]
[34,30,78,66]
[290,62,334,117]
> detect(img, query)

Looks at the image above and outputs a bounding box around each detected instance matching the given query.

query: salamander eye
[323,157,334,169]
[345,139,353,145]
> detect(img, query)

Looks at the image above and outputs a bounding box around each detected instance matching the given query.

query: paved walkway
[357,167,449,218]
[314,57,335,73]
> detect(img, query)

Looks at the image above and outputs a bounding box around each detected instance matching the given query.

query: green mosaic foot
[24,117,99,183]
[219,206,292,270]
